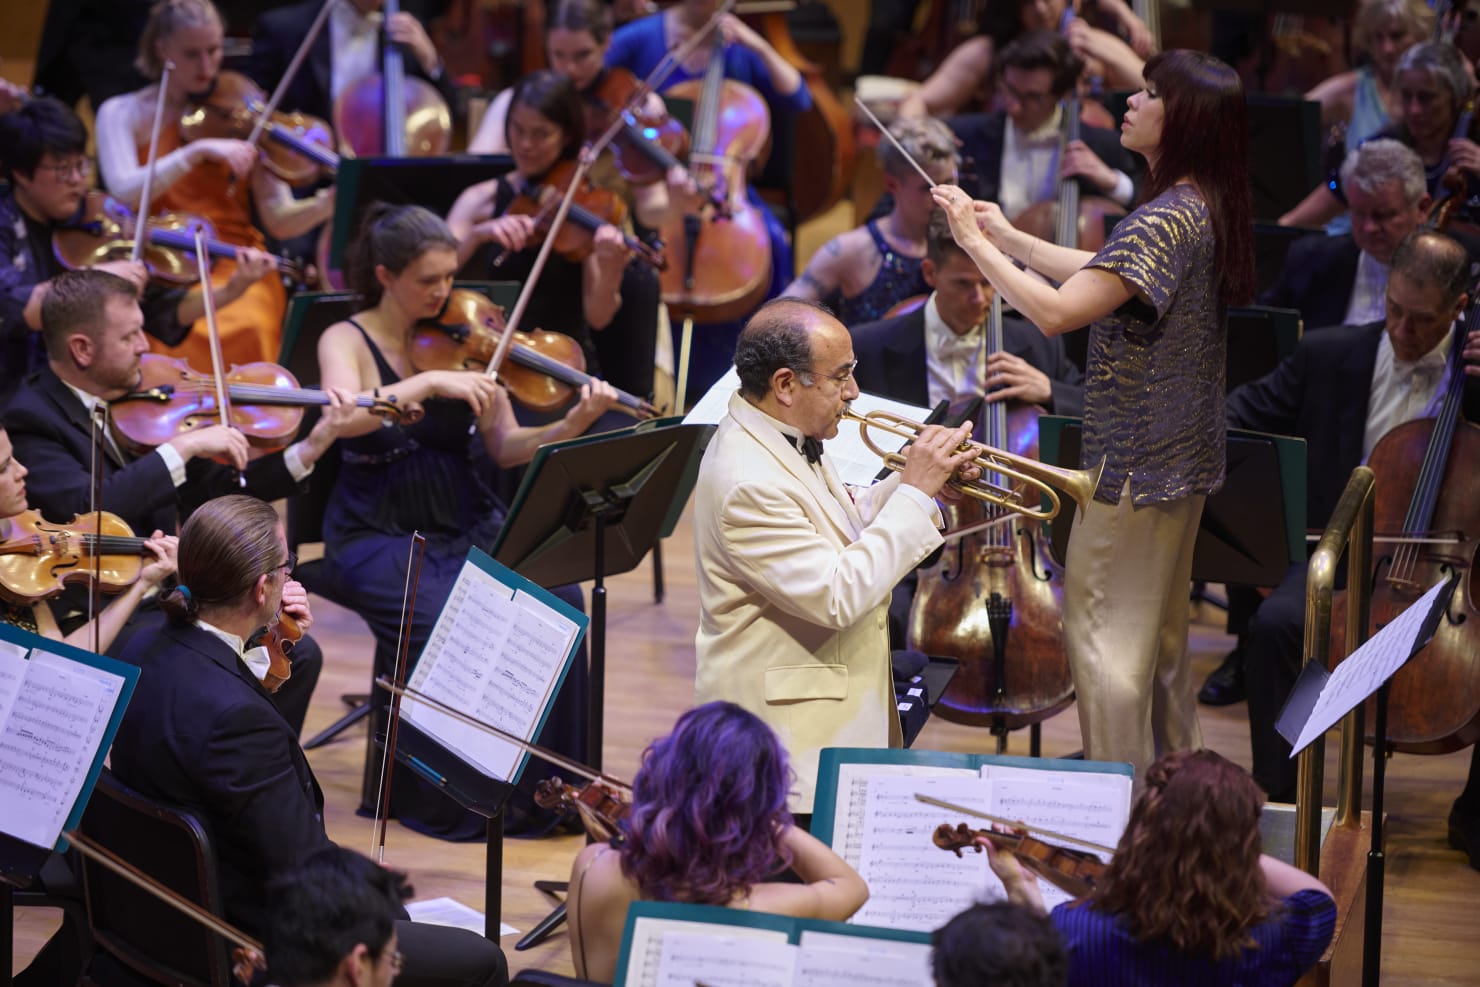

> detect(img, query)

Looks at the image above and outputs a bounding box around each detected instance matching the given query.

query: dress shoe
[1448,805,1480,871]
[1198,645,1246,706]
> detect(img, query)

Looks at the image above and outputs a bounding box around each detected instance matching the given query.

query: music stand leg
[3,883,13,987]
[1030,722,1041,758]
[652,539,665,605]
[1362,683,1390,987]
[486,813,504,942]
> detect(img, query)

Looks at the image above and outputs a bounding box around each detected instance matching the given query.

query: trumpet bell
[841,408,1104,521]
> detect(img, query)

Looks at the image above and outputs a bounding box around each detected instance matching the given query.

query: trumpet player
[692,298,979,822]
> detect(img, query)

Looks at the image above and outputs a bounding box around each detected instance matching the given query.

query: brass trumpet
[841,408,1104,521]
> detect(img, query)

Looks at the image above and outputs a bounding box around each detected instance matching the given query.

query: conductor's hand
[899,422,977,498]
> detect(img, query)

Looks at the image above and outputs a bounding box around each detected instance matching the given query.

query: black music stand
[1038,423,1307,589]
[1280,574,1458,987]
[327,155,514,270]
[492,419,712,950]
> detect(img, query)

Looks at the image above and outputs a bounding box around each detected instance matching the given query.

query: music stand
[491,419,713,950]
[1038,423,1307,589]
[327,155,514,270]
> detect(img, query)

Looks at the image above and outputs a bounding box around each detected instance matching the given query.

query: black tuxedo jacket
[948,109,1141,206]
[110,620,329,934]
[850,306,1085,417]
[4,366,301,532]
[1258,232,1360,332]
[1225,322,1480,529]
[246,0,458,125]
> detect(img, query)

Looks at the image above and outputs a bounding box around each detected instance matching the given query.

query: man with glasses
[692,298,979,822]
[0,98,277,405]
[109,497,507,987]
[950,31,1139,223]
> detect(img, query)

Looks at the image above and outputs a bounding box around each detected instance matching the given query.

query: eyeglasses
[385,948,403,973]
[796,359,858,387]
[35,157,93,182]
[1000,82,1057,107]
[271,551,297,578]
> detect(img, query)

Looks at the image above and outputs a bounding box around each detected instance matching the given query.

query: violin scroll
[932,822,987,858]
[533,775,631,842]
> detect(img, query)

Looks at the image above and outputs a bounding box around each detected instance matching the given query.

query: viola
[496,161,667,272]
[0,510,154,605]
[533,775,631,843]
[411,288,658,419]
[53,191,308,287]
[109,353,419,458]
[933,821,1107,899]
[585,66,691,188]
[179,70,339,187]
[251,610,302,695]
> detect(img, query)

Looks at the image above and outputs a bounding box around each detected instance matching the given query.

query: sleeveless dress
[829,220,929,326]
[322,320,589,839]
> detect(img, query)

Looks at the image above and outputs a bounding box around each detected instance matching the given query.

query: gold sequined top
[1083,184,1226,505]
[2,600,39,634]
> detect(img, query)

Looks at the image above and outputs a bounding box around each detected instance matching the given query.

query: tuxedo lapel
[727,393,861,539]
[41,368,126,468]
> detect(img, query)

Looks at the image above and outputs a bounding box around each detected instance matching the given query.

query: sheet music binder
[0,623,139,888]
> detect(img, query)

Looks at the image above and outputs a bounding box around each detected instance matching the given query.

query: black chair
[77,771,232,987]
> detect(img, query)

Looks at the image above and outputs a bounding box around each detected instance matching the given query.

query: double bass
[1331,314,1480,752]
[907,295,1074,748]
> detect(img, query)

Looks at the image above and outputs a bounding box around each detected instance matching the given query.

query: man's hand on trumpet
[899,422,982,499]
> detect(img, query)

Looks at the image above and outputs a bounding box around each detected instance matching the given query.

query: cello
[907,293,1074,749]
[1331,313,1480,752]
[1012,92,1125,255]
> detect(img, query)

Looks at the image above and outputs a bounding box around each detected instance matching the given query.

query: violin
[533,775,631,843]
[0,510,155,605]
[584,66,691,188]
[411,288,658,419]
[496,161,667,272]
[109,353,419,458]
[933,822,1107,899]
[53,191,308,287]
[179,70,339,187]
[251,610,302,695]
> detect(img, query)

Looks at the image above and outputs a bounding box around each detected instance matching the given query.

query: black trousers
[1244,563,1308,802]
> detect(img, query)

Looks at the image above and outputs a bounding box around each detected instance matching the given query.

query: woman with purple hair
[565,702,868,981]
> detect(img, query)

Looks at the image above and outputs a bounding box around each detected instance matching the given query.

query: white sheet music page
[851,774,994,931]
[793,932,933,986]
[0,653,114,848]
[0,639,28,731]
[653,931,796,987]
[621,917,790,987]
[1291,577,1451,754]
[828,762,977,874]
[403,561,578,780]
[978,763,1131,911]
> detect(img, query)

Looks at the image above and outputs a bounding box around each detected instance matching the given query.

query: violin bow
[480,0,737,380]
[853,96,943,191]
[191,226,244,488]
[132,61,174,264]
[913,793,1116,855]
[370,531,426,863]
[372,675,632,795]
[65,829,266,977]
[246,0,340,149]
[87,405,107,654]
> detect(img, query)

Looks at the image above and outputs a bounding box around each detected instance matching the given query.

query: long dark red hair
[1141,50,1255,307]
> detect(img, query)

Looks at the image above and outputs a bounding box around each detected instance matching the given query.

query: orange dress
[138,129,287,367]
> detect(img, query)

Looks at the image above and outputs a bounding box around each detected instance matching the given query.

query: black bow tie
[797,435,824,465]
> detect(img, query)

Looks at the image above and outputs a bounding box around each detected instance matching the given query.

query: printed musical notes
[654,932,795,987]
[0,647,123,849]
[403,556,582,782]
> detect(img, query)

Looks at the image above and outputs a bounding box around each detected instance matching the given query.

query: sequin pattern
[1083,184,1225,505]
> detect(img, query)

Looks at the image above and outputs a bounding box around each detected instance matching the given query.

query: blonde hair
[878,117,959,181]
[1355,0,1434,53]
[135,0,223,80]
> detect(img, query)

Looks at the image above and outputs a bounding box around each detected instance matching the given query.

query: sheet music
[682,368,932,488]
[978,763,1131,911]
[794,932,933,986]
[623,918,789,987]
[653,932,796,987]
[0,639,29,732]
[851,775,995,931]
[404,561,579,780]
[828,763,977,872]
[1291,577,1451,754]
[0,657,112,847]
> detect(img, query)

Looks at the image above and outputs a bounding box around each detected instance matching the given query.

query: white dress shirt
[999,107,1063,222]
[196,617,272,685]
[330,2,382,105]
[1363,330,1452,459]
[923,295,986,408]
[1343,249,1390,327]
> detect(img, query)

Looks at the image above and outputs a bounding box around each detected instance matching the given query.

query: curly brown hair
[1084,750,1270,961]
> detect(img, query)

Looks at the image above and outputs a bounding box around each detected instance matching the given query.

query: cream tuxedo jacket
[693,392,944,812]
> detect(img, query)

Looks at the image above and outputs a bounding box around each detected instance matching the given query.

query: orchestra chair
[77,770,232,987]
